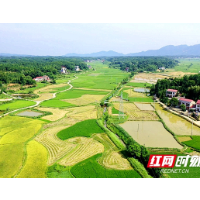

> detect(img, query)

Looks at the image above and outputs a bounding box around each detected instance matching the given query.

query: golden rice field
[34,83,68,94]
[58,137,104,166]
[17,140,48,178]
[134,103,155,111]
[123,89,147,98]
[177,136,192,143]
[0,116,44,144]
[0,116,47,177]
[43,105,97,129]
[34,83,69,101]
[37,107,69,121]
[0,143,24,178]
[35,125,75,166]
[113,103,159,121]
[34,93,54,101]
[0,121,44,145]
[101,151,133,170]
[64,94,105,106]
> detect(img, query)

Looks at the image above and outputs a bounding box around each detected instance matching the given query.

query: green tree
[180,104,186,111]
[169,97,179,107]
[128,143,141,158]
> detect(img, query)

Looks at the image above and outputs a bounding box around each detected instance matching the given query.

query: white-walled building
[196,100,200,112]
[179,98,195,110]
[166,89,178,98]
[61,66,67,74]
[75,66,80,71]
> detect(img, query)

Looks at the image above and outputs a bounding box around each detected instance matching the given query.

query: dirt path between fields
[0,76,78,118]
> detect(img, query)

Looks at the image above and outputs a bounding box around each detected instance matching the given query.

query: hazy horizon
[1,23,200,56]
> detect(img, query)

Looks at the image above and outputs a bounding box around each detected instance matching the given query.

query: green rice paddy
[40,99,75,108]
[71,154,141,178]
[0,100,36,111]
[57,119,104,140]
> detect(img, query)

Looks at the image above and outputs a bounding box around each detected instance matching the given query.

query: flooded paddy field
[155,104,200,136]
[120,121,182,149]
[134,88,150,93]
[17,110,43,117]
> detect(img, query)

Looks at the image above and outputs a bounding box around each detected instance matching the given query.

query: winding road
[0,76,78,118]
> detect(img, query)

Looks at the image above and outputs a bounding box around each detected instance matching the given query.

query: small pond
[134,88,150,93]
[12,94,35,99]
[17,111,43,117]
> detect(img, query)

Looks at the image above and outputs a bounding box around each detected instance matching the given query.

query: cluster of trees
[107,57,178,72]
[150,73,200,103]
[0,57,88,84]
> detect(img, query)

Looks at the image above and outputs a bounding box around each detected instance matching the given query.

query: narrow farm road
[0,76,78,118]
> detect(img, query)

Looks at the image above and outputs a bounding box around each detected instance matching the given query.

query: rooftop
[179,98,194,102]
[167,89,178,92]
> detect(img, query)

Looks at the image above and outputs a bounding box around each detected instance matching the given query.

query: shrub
[180,104,186,111]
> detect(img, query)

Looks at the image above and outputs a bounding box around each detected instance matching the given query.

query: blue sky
[0,23,200,56]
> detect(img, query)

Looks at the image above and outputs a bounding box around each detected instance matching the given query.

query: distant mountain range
[63,51,124,57]
[0,53,35,57]
[1,44,200,57]
[63,44,200,57]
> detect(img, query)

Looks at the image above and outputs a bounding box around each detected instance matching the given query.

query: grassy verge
[96,119,125,150]
[127,157,152,178]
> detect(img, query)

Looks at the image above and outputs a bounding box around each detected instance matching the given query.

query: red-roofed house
[179,98,195,110]
[196,100,200,112]
[166,89,178,98]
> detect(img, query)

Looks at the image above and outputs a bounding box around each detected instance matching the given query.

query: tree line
[106,57,178,72]
[0,57,88,84]
[150,73,200,103]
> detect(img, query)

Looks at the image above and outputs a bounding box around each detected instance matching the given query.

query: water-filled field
[17,110,43,117]
[134,88,150,93]
[120,121,182,149]
[155,104,200,135]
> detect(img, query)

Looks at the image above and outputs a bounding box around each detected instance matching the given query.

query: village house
[159,67,165,70]
[75,66,80,71]
[166,89,178,98]
[179,98,195,110]
[196,100,200,112]
[33,75,50,82]
[61,66,68,74]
